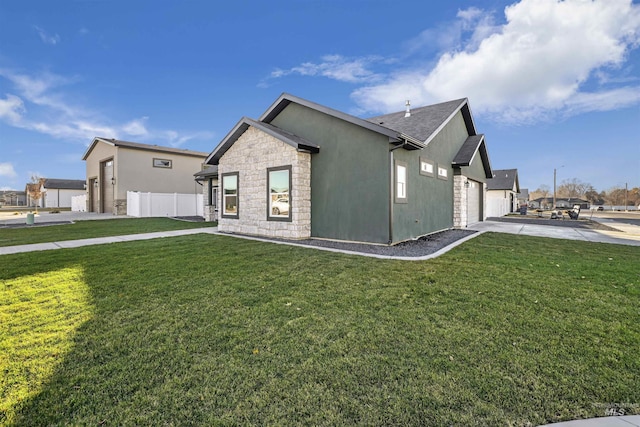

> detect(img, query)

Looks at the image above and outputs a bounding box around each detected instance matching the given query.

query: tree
[557,178,590,201]
[584,188,605,206]
[26,175,45,212]
[605,186,626,208]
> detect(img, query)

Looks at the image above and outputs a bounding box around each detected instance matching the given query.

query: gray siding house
[204,93,492,245]
[486,169,520,217]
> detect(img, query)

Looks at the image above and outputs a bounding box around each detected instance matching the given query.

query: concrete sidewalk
[468,219,640,246]
[0,227,218,255]
[538,415,640,427]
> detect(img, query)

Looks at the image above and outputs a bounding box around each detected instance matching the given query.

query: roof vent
[404,100,411,118]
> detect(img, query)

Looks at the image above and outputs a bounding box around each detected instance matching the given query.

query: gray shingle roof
[83,137,209,160]
[43,178,86,190]
[194,165,219,179]
[451,135,493,179]
[487,169,519,191]
[205,117,320,165]
[366,99,469,142]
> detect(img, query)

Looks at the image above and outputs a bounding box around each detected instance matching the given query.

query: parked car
[271,198,289,215]
[597,206,604,211]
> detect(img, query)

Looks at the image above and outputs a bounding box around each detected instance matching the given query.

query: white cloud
[34,25,60,45]
[164,130,215,148]
[122,117,149,137]
[352,0,640,122]
[0,162,18,178]
[0,94,25,123]
[267,55,385,84]
[0,69,213,146]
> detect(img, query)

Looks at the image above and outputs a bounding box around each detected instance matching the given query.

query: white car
[271,198,289,215]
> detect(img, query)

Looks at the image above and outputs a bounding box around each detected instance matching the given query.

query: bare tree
[530,185,550,208]
[557,178,590,201]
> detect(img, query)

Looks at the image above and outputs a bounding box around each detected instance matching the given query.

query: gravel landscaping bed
[223,228,477,258]
[488,216,618,231]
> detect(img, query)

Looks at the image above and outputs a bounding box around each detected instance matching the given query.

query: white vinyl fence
[127,191,203,217]
[71,195,87,212]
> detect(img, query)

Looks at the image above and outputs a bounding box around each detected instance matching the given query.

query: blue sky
[1,0,639,193]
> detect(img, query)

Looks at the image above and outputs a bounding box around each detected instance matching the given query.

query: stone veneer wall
[114,199,127,215]
[453,175,486,228]
[218,126,311,239]
[453,175,468,228]
[203,180,218,222]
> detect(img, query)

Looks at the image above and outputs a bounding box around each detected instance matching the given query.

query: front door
[101,160,114,214]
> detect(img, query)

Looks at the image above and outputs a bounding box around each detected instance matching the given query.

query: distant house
[82,137,208,214]
[486,169,520,217]
[41,178,86,208]
[531,197,590,210]
[518,188,529,208]
[0,190,26,206]
[202,93,493,244]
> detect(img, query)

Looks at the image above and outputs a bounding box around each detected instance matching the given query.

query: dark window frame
[207,178,218,209]
[221,172,239,219]
[266,165,292,222]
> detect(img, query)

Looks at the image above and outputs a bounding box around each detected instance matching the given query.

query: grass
[1,232,639,426]
[0,218,216,247]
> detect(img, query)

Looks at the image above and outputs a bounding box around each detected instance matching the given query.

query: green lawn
[0,218,216,247]
[1,233,638,426]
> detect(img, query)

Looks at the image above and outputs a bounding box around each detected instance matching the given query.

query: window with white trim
[420,157,435,177]
[437,165,448,180]
[395,160,408,203]
[222,172,239,218]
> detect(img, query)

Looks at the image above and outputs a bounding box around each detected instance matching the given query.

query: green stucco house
[203,93,492,245]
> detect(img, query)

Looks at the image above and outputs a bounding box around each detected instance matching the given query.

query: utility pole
[553,168,556,209]
[625,182,628,212]
[553,165,564,210]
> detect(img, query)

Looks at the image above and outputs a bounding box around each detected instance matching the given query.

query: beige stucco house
[82,137,208,214]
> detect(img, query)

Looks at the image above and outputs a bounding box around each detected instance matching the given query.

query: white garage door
[468,180,481,224]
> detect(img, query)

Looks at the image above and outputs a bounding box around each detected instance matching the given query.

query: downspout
[388,143,404,245]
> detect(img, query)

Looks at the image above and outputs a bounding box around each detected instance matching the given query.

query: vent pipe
[404,100,411,118]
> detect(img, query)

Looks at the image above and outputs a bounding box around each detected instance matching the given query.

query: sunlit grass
[0,267,93,425]
[0,233,638,425]
[0,217,216,247]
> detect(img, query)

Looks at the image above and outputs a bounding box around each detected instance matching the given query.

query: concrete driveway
[468,217,640,246]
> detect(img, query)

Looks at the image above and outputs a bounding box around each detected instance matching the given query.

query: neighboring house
[194,165,219,221]
[82,137,208,214]
[518,188,529,208]
[530,197,590,209]
[41,178,86,208]
[486,169,520,217]
[0,190,26,206]
[203,93,493,245]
